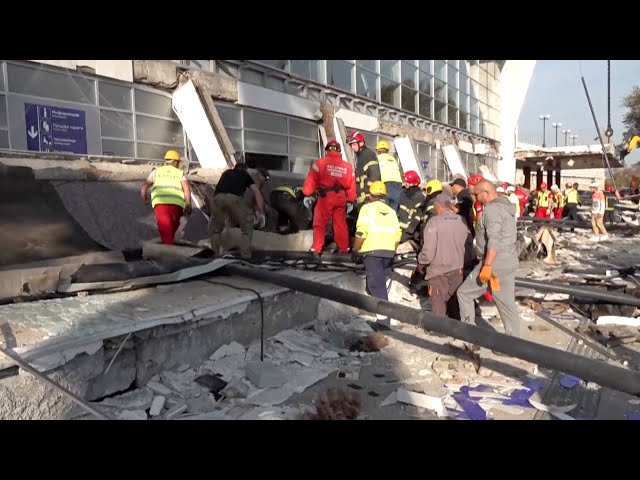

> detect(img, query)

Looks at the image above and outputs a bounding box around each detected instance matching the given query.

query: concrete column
[555,169,562,187]
[546,170,553,186]
[523,166,531,189]
[536,168,544,189]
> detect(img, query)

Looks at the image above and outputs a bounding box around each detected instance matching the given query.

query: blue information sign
[25,103,88,154]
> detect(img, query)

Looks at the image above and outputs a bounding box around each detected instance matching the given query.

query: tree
[622,86,640,129]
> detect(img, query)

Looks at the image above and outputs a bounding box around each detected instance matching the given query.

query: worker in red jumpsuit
[302,139,357,255]
[514,184,529,217]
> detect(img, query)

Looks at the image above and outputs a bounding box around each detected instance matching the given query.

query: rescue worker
[450,177,475,233]
[302,139,356,255]
[590,182,608,241]
[535,182,551,218]
[209,163,265,259]
[563,182,581,223]
[422,179,444,224]
[270,185,311,234]
[347,131,381,207]
[506,185,521,217]
[140,149,192,245]
[604,184,616,226]
[375,140,403,211]
[397,170,426,245]
[550,184,564,219]
[351,181,402,329]
[514,184,529,217]
[457,180,521,340]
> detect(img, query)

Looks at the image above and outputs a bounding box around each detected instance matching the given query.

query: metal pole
[223,264,640,397]
[543,118,547,148]
[0,345,111,420]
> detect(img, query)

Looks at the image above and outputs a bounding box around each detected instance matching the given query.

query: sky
[518,60,640,165]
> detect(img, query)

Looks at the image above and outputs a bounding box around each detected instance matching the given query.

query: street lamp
[562,128,571,146]
[570,134,578,146]
[552,122,562,147]
[539,114,551,147]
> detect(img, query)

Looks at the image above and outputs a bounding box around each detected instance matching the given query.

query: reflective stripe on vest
[377,153,402,184]
[357,200,401,253]
[274,186,297,198]
[151,165,186,209]
[555,192,565,208]
[566,189,578,204]
[537,190,550,207]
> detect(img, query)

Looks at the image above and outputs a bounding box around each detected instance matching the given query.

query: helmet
[424,179,443,195]
[376,140,390,151]
[566,182,572,187]
[164,149,181,162]
[540,182,548,189]
[347,131,365,144]
[550,184,558,191]
[404,170,421,185]
[369,181,387,196]
[605,185,614,192]
[496,186,505,193]
[325,139,341,152]
[501,183,509,190]
[467,174,484,186]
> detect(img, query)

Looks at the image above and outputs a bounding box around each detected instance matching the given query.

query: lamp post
[570,134,578,146]
[562,129,571,146]
[552,122,562,147]
[539,114,550,147]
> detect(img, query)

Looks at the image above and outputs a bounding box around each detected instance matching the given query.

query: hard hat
[605,185,614,192]
[590,182,598,188]
[376,140,390,151]
[540,182,548,189]
[325,139,341,152]
[506,185,515,193]
[550,184,558,191]
[347,131,365,144]
[501,183,509,189]
[164,149,181,162]
[369,181,387,196]
[467,174,484,186]
[404,170,421,185]
[424,179,443,195]
[496,186,505,193]
[566,182,572,187]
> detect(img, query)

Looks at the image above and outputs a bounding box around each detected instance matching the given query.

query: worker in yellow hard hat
[375,140,403,212]
[422,178,443,224]
[352,180,402,330]
[140,149,192,245]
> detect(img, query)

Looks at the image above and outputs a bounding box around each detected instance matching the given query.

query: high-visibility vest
[555,192,565,208]
[537,190,550,207]
[377,153,402,184]
[565,188,579,204]
[274,185,301,198]
[356,200,402,254]
[150,165,186,209]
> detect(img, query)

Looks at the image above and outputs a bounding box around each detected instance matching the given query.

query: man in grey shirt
[457,180,520,339]
[417,193,472,317]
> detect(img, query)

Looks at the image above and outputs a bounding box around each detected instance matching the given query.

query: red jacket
[302,151,357,202]
[515,188,529,210]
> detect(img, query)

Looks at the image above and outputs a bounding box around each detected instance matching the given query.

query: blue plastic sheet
[559,375,581,389]
[625,409,640,420]
[453,393,488,420]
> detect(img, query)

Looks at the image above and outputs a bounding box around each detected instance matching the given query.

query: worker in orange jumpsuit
[302,139,357,255]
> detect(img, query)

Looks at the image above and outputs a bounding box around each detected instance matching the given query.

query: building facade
[0,59,535,183]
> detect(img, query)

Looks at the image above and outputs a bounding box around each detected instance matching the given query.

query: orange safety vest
[537,190,550,208]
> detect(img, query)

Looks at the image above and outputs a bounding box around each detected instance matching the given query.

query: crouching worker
[416,193,471,317]
[140,149,192,245]
[270,185,311,234]
[351,181,402,329]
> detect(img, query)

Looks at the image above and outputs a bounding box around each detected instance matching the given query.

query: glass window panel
[264,76,285,92]
[448,86,457,107]
[401,86,416,113]
[216,105,241,128]
[135,89,175,119]
[0,130,8,149]
[401,61,417,89]
[448,67,458,88]
[244,130,288,155]
[434,79,447,102]
[434,60,447,82]
[241,69,263,87]
[327,60,353,92]
[356,60,376,71]
[216,62,239,79]
[244,109,287,134]
[290,157,314,174]
[138,143,183,160]
[0,95,6,128]
[448,106,458,127]
[188,60,211,71]
[459,112,468,131]
[289,119,317,140]
[380,78,400,107]
[100,110,133,139]
[99,82,131,110]
[356,67,377,100]
[255,60,287,70]
[102,139,134,157]
[0,66,4,91]
[419,94,433,119]
[136,115,183,145]
[459,93,469,113]
[434,100,447,123]
[380,60,400,82]
[470,115,479,134]
[459,74,469,95]
[471,98,479,116]
[459,61,468,76]
[225,127,243,151]
[290,137,319,157]
[8,63,95,104]
[470,80,480,100]
[447,60,459,70]
[479,86,488,103]
[419,60,432,74]
[291,60,322,81]
[419,71,432,96]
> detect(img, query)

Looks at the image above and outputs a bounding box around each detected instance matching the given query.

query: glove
[346,203,354,214]
[303,197,314,210]
[489,275,501,292]
[478,265,493,284]
[255,212,266,230]
[351,252,363,264]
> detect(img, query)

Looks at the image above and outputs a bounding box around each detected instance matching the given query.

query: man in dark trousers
[209,163,265,259]
[270,184,311,234]
[449,177,475,235]
[397,170,426,246]
[347,131,381,208]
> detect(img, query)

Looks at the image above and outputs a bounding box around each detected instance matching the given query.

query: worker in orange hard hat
[140,149,192,245]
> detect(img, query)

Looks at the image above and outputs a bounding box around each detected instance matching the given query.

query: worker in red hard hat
[302,139,356,256]
[535,182,551,218]
[397,170,426,246]
[346,131,381,207]
[514,184,529,217]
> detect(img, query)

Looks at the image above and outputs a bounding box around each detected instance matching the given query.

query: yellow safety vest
[377,153,402,184]
[356,200,402,254]
[555,192,565,208]
[151,165,186,209]
[537,190,550,207]
[565,188,578,204]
